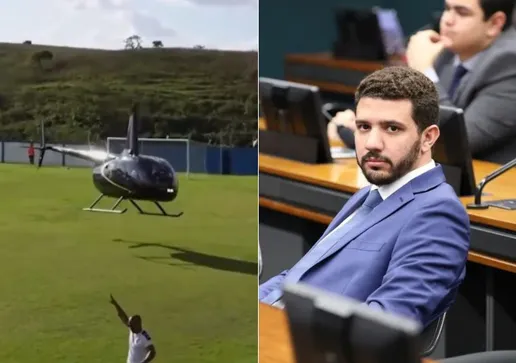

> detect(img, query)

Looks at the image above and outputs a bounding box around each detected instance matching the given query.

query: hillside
[0,43,257,146]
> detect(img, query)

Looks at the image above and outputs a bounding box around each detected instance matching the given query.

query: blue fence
[1,140,258,176]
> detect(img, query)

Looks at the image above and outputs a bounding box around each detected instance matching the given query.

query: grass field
[0,164,258,363]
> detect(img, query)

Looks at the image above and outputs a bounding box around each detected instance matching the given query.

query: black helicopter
[33,103,183,217]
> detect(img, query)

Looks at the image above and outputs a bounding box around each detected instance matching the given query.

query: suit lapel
[291,165,447,283]
[314,186,415,266]
[435,50,481,106]
[437,53,474,105]
[439,61,455,93]
[316,187,370,242]
[435,51,454,89]
[311,165,446,269]
[454,29,516,106]
[454,55,487,106]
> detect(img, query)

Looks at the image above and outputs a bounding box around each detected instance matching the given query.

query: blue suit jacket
[259,165,470,327]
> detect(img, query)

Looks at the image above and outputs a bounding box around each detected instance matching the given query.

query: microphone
[466,157,516,209]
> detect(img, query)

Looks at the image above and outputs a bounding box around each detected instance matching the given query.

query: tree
[152,40,163,48]
[124,35,143,50]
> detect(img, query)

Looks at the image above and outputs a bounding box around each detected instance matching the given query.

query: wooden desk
[259,303,436,363]
[284,53,399,96]
[259,147,516,357]
[259,303,295,363]
[260,153,516,267]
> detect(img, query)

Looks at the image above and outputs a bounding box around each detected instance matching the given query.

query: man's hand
[110,293,129,326]
[406,30,452,73]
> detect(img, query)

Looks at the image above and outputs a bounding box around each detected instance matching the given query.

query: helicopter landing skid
[82,194,183,217]
[82,194,128,214]
[128,199,184,218]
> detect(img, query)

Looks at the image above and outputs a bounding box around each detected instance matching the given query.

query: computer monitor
[333,7,405,61]
[259,77,333,164]
[282,282,422,363]
[434,105,477,197]
[375,8,406,57]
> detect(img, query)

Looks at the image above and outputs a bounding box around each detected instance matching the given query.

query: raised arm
[109,294,129,326]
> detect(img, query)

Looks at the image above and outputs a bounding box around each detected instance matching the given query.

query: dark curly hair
[354,66,439,133]
[480,0,515,31]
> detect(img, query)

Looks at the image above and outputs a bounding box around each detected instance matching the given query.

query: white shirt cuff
[423,67,439,83]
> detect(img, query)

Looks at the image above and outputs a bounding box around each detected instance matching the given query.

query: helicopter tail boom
[42,145,117,165]
[26,119,117,167]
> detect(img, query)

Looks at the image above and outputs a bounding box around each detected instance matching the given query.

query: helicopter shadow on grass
[113,238,257,276]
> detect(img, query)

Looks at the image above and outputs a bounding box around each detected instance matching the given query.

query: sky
[0,0,257,50]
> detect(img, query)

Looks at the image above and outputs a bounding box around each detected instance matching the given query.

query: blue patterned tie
[261,189,383,306]
[448,64,468,99]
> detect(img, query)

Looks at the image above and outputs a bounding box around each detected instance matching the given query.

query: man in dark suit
[329,0,516,164]
[406,0,516,164]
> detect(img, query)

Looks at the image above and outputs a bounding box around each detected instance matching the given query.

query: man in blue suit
[259,66,470,328]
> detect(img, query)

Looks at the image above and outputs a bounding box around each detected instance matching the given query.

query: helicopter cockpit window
[150,164,173,186]
[107,159,139,189]
[138,159,172,187]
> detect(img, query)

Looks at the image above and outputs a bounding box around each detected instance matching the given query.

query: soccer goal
[106,137,217,178]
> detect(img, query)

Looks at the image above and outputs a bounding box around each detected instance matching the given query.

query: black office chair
[420,312,447,357]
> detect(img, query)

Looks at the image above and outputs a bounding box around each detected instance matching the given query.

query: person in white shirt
[110,294,156,363]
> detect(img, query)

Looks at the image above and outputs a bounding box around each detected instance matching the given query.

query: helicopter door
[102,161,130,190]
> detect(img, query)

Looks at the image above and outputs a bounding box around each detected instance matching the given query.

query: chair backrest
[420,312,447,357]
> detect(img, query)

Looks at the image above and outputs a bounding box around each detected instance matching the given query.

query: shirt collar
[370,159,436,200]
[453,50,485,71]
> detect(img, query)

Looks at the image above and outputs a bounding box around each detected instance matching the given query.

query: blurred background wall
[259,0,444,79]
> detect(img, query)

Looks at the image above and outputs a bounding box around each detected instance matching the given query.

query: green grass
[0,43,257,145]
[0,164,257,363]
